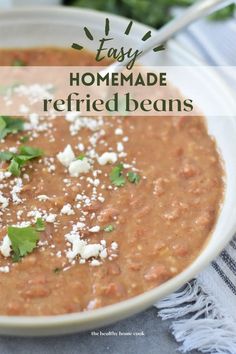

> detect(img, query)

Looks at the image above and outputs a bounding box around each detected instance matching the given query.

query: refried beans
[0,48,224,316]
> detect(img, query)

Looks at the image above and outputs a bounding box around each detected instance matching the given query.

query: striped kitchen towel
[155,14,236,354]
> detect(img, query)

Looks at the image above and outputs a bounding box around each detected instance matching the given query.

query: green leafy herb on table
[64,0,235,28]
[7,218,44,262]
[0,116,24,140]
[0,145,44,177]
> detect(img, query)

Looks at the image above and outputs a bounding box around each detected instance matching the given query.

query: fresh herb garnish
[0,151,14,161]
[8,225,40,262]
[0,116,24,140]
[76,154,85,160]
[35,218,45,232]
[109,163,126,187]
[109,164,141,187]
[12,58,26,67]
[67,1,235,28]
[127,171,141,184]
[8,159,20,176]
[103,224,115,232]
[18,146,43,157]
[0,145,44,176]
[53,267,62,274]
[20,135,29,143]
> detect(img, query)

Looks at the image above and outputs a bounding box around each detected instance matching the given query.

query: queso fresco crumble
[0,48,223,316]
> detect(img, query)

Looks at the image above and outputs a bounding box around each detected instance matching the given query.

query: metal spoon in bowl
[101,0,233,75]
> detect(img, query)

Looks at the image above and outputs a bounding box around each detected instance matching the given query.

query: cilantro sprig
[35,217,46,232]
[127,171,141,184]
[0,145,44,177]
[110,164,141,187]
[109,164,126,187]
[0,116,24,140]
[8,218,45,262]
[103,224,115,232]
[76,154,85,160]
[12,58,26,67]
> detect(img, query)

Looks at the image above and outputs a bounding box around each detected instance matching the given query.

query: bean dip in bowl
[0,8,235,336]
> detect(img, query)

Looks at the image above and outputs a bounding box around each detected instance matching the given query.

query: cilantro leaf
[8,159,21,177]
[127,171,141,184]
[3,145,44,176]
[76,154,85,160]
[20,135,29,143]
[19,146,43,157]
[103,224,115,232]
[110,163,126,187]
[0,151,14,161]
[0,116,6,133]
[0,116,24,140]
[12,58,26,67]
[35,218,45,232]
[53,267,62,274]
[8,226,40,262]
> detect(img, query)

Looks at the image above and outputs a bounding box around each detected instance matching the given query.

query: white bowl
[0,7,236,336]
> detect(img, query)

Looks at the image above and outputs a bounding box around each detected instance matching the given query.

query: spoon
[101,0,233,75]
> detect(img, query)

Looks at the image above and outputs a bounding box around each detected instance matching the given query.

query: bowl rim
[0,6,235,333]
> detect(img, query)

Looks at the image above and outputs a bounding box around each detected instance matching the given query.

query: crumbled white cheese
[97,152,117,166]
[65,111,80,122]
[0,235,12,257]
[57,144,75,167]
[0,193,9,210]
[11,178,23,205]
[90,259,101,266]
[117,142,124,152]
[69,158,91,177]
[61,203,75,216]
[19,104,29,114]
[65,231,106,264]
[111,242,118,250]
[100,248,108,258]
[27,210,42,220]
[37,195,49,202]
[115,128,123,135]
[0,171,11,181]
[98,196,105,203]
[65,116,104,136]
[0,266,10,273]
[45,213,57,223]
[66,234,87,260]
[78,143,85,151]
[56,251,62,258]
[80,244,103,260]
[89,226,100,233]
[9,147,18,154]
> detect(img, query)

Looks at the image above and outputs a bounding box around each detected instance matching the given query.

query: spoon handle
[101,0,232,75]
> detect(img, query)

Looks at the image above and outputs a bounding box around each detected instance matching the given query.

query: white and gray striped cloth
[156,14,236,354]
